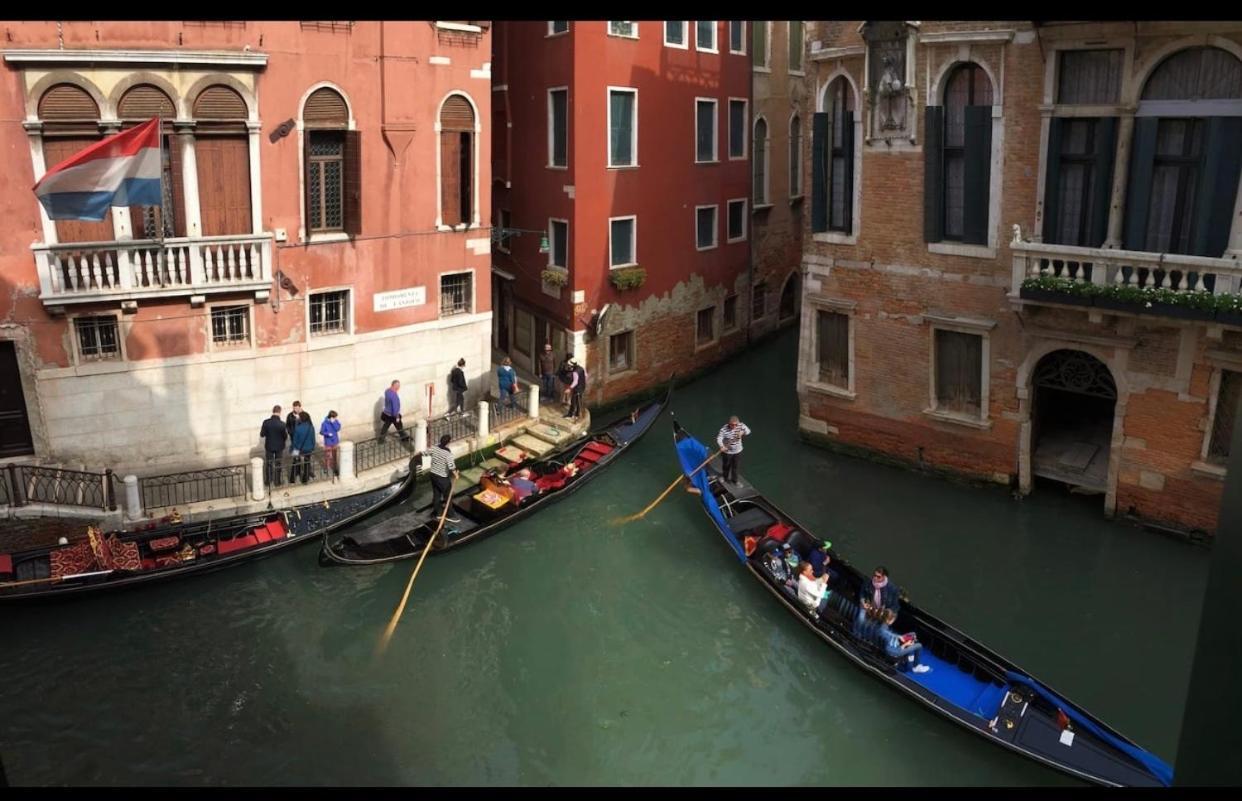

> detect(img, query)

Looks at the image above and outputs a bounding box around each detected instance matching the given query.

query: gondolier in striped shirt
[416,434,460,528]
[716,416,751,485]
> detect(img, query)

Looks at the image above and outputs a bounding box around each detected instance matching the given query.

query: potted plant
[540,268,568,287]
[1018,275,1098,306]
[1145,287,1215,321]
[609,266,646,291]
[1093,282,1147,313]
[1217,292,1242,327]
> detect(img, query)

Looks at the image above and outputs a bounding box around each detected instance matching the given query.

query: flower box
[609,266,646,291]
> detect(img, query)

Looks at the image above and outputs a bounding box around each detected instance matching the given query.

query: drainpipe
[746,37,755,347]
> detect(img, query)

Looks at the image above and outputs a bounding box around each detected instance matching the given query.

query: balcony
[33,233,273,309]
[1009,233,1242,326]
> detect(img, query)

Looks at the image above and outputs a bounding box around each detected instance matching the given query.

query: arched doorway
[1030,350,1117,494]
[779,271,800,322]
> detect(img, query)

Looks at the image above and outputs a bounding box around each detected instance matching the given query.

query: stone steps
[510,434,556,457]
[527,422,575,446]
[479,458,509,473]
[458,466,486,487]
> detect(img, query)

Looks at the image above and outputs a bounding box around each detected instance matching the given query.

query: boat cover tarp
[675,431,745,562]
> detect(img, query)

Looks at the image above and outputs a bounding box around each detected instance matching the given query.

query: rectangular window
[1044,117,1116,247]
[548,88,568,167]
[754,120,768,204]
[549,21,569,35]
[727,198,748,241]
[729,21,745,54]
[497,209,512,253]
[309,289,350,336]
[696,98,718,163]
[1057,49,1123,105]
[608,21,637,38]
[549,219,568,268]
[696,205,718,250]
[1146,118,1204,255]
[752,21,769,69]
[664,21,687,48]
[752,282,767,320]
[696,307,716,345]
[816,310,849,388]
[695,21,717,52]
[610,216,636,267]
[723,294,738,331]
[609,330,635,373]
[788,21,804,72]
[729,99,747,159]
[439,273,473,317]
[210,305,250,347]
[1209,369,1242,463]
[790,115,803,197]
[934,329,983,416]
[74,316,120,361]
[925,99,991,245]
[608,88,638,167]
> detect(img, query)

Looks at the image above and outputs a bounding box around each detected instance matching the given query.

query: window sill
[694,339,718,352]
[726,236,747,245]
[605,365,637,383]
[607,33,639,40]
[788,69,806,77]
[789,194,805,204]
[927,242,996,260]
[729,49,746,56]
[695,158,720,166]
[753,66,771,73]
[546,164,568,171]
[695,243,719,252]
[610,263,639,271]
[752,203,774,213]
[722,324,739,336]
[805,381,855,401]
[607,164,640,170]
[664,40,689,50]
[308,231,351,244]
[1191,460,1227,481]
[813,231,857,245]
[546,31,569,38]
[695,46,719,55]
[922,408,993,430]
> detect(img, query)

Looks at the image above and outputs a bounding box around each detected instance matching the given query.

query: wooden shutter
[1088,117,1118,248]
[303,130,315,233]
[1041,117,1065,243]
[962,105,992,246]
[169,134,187,237]
[841,110,855,234]
[440,95,474,131]
[441,131,462,226]
[38,84,98,120]
[118,84,175,120]
[304,88,348,128]
[1191,117,1242,257]
[194,85,247,120]
[196,136,252,235]
[1123,116,1159,252]
[923,105,945,242]
[42,137,113,242]
[811,112,829,232]
[343,130,362,235]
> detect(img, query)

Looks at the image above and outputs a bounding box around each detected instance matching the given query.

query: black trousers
[380,412,408,439]
[568,390,583,419]
[450,389,466,413]
[722,452,741,484]
[430,473,453,519]
[264,450,283,486]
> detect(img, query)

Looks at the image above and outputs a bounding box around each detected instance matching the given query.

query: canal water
[1,327,1208,786]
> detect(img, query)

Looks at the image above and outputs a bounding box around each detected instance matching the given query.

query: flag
[33,118,162,221]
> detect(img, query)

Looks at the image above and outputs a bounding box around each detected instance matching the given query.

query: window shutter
[1190,116,1242,257]
[1122,116,1159,251]
[169,134,187,237]
[963,105,992,246]
[38,84,99,120]
[811,112,830,232]
[343,130,362,236]
[304,88,348,128]
[923,105,945,242]
[1041,117,1065,243]
[841,110,855,233]
[1088,116,1118,248]
[303,130,315,233]
[118,84,175,120]
[193,85,247,120]
[441,131,463,226]
[440,95,474,131]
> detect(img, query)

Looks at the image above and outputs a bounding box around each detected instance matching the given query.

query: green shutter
[1088,117,1118,248]
[841,110,855,234]
[1191,117,1242,257]
[811,112,829,233]
[963,105,992,246]
[1042,117,1065,243]
[1123,117,1159,252]
[924,105,945,243]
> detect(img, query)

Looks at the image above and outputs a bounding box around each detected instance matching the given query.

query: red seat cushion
[217,534,260,555]
[266,520,287,540]
[0,554,12,575]
[766,522,794,542]
[148,535,180,552]
[583,441,614,456]
[534,475,566,492]
[577,449,604,464]
[253,527,273,544]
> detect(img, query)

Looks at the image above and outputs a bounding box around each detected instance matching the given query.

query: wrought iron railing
[0,468,12,507]
[355,434,414,474]
[139,464,248,511]
[4,464,115,511]
[427,409,477,446]
[490,393,528,429]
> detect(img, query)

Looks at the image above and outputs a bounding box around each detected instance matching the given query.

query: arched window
[779,271,799,321]
[1125,47,1242,256]
[753,117,769,205]
[38,83,113,243]
[440,94,475,227]
[118,84,182,238]
[789,114,802,197]
[192,85,252,236]
[941,64,992,242]
[302,87,359,236]
[812,76,855,234]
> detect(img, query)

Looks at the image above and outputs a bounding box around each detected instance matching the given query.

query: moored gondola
[0,458,418,602]
[671,419,1172,788]
[320,387,671,565]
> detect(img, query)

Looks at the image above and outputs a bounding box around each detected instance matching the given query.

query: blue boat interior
[907,652,1009,719]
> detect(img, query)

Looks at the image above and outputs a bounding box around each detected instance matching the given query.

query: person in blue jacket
[290,411,316,485]
[320,410,341,477]
[497,357,520,408]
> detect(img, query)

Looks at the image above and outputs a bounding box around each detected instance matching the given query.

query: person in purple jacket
[320,410,341,477]
[380,379,410,441]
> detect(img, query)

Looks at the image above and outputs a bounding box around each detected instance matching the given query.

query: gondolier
[417,434,460,528]
[716,416,751,485]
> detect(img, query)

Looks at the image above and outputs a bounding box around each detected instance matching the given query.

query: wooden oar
[375,474,458,657]
[612,446,723,525]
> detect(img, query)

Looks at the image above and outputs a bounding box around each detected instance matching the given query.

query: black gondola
[671,419,1172,788]
[0,458,418,602]
[320,387,671,565]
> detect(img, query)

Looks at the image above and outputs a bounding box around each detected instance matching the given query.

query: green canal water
[1,327,1208,786]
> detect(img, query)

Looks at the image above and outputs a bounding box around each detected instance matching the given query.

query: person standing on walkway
[320,410,341,477]
[290,410,316,485]
[449,358,468,415]
[260,405,287,488]
[566,358,588,420]
[285,400,305,442]
[380,380,409,441]
[417,434,461,528]
[716,416,751,485]
[557,355,574,410]
[538,343,557,402]
[497,357,520,409]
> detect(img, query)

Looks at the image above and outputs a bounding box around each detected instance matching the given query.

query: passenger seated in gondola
[857,565,902,634]
[508,468,540,504]
[878,608,930,674]
[796,562,832,618]
[807,540,840,586]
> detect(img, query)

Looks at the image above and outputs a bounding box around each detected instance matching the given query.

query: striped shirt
[420,446,456,478]
[717,422,751,454]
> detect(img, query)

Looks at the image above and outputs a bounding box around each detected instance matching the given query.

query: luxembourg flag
[33,117,162,221]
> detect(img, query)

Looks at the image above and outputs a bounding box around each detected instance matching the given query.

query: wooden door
[0,342,35,457]
[195,136,252,236]
[42,138,115,243]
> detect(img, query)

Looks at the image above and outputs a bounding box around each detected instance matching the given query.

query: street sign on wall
[373,287,426,312]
